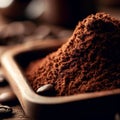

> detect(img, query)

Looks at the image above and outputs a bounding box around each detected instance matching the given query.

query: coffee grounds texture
[26,12,120,96]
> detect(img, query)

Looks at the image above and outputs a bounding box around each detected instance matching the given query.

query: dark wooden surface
[0,84,30,120]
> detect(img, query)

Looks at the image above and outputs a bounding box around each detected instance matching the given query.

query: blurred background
[0,0,119,46]
[0,0,120,119]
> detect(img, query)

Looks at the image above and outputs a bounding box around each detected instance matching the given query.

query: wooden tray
[1,40,120,120]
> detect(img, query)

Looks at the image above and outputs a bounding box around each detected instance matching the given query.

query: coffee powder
[26,13,120,96]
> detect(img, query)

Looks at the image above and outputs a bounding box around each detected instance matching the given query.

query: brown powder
[26,13,120,96]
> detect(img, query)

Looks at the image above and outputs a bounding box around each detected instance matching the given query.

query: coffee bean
[24,25,51,41]
[36,84,55,96]
[0,91,16,103]
[0,104,12,114]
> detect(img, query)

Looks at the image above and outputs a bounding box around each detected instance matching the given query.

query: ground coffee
[26,13,120,96]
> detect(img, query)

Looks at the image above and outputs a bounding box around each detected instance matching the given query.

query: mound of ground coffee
[26,13,120,96]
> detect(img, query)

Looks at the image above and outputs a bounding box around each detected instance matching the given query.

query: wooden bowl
[1,40,120,120]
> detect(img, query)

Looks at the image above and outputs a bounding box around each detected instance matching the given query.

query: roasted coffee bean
[36,84,55,96]
[24,25,51,41]
[0,91,16,103]
[0,21,36,46]
[0,104,12,114]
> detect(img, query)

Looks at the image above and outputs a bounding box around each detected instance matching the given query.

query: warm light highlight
[0,0,14,8]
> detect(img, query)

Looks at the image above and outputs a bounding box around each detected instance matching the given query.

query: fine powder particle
[26,13,120,96]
